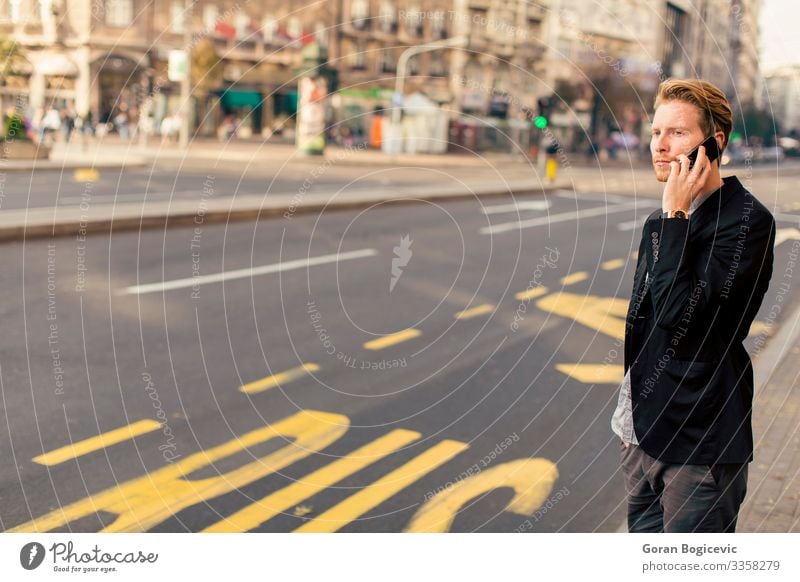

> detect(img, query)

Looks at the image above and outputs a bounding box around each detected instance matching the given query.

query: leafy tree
[1,37,21,80]
[734,104,779,146]
[191,37,223,98]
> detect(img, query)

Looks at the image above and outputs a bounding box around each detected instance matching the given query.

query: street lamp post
[178,0,192,149]
[388,36,467,155]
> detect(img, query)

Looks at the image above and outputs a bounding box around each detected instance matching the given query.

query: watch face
[672,210,687,219]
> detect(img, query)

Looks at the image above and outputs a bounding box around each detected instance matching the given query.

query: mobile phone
[687,135,720,167]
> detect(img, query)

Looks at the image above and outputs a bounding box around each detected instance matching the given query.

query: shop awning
[218,90,263,108]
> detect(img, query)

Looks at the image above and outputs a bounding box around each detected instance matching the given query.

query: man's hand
[662,145,710,214]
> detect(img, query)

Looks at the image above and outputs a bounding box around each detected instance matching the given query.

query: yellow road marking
[295,439,468,533]
[363,329,421,351]
[537,292,628,341]
[74,168,99,182]
[601,258,626,271]
[240,363,320,394]
[203,429,422,533]
[33,420,162,466]
[560,272,588,286]
[405,458,559,533]
[514,286,548,301]
[555,363,624,384]
[8,410,348,533]
[454,304,494,320]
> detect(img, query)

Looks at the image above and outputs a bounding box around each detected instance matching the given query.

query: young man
[611,79,776,532]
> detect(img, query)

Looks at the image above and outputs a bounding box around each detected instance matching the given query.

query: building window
[430,52,446,77]
[234,11,250,39]
[379,1,397,34]
[379,48,395,73]
[351,0,369,31]
[405,5,423,36]
[170,0,185,34]
[8,0,23,23]
[349,40,367,70]
[315,21,328,47]
[105,0,132,27]
[431,10,446,39]
[202,4,218,32]
[262,16,277,42]
[663,2,686,76]
[38,0,52,22]
[287,16,302,39]
[407,54,419,75]
[469,8,487,42]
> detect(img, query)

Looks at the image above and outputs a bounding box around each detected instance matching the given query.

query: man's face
[650,100,707,182]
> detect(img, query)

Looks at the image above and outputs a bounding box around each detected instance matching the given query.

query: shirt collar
[689,175,741,216]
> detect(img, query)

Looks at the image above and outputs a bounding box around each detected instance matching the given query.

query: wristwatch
[666,209,688,219]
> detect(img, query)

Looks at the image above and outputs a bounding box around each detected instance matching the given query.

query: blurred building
[763,65,800,136]
[727,0,762,109]
[332,1,548,150]
[0,0,764,149]
[539,0,762,152]
[0,0,330,137]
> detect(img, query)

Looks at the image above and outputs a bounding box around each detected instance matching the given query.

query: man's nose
[652,135,668,152]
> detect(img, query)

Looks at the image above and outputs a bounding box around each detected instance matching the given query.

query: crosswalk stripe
[202,429,422,533]
[294,439,468,533]
[363,328,421,350]
[240,363,320,394]
[454,304,494,320]
[33,420,162,466]
[555,363,624,384]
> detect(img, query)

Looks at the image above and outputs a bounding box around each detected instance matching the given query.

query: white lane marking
[481,200,552,214]
[774,212,800,224]
[480,201,656,235]
[555,190,631,203]
[117,248,378,295]
[618,218,644,231]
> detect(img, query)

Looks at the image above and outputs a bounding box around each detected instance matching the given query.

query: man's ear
[714,131,726,165]
[714,131,726,151]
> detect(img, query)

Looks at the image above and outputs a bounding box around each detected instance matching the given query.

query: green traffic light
[534,116,548,129]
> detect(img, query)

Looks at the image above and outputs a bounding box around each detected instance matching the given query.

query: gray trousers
[619,441,748,532]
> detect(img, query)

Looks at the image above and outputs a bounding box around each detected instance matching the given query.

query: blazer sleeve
[644,208,776,331]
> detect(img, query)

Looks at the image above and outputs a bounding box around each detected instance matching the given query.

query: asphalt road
[1,174,799,533]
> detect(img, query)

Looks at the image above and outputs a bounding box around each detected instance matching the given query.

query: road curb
[0,181,569,242]
[1,158,146,172]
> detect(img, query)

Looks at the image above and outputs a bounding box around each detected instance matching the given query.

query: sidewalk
[45,136,541,170]
[737,299,800,532]
[0,136,586,242]
[8,134,654,172]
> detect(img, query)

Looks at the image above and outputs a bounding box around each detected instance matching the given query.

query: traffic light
[536,96,552,129]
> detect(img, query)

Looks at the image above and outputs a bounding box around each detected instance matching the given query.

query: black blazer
[625,176,776,464]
